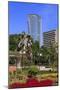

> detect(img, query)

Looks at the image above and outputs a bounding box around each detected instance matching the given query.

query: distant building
[27,14,41,46]
[43,30,58,47]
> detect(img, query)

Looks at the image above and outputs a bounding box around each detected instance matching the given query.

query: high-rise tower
[27,14,41,45]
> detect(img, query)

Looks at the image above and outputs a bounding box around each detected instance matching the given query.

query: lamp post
[37,53,42,70]
[40,53,42,57]
[48,55,50,66]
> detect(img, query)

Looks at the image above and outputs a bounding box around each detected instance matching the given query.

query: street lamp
[40,53,42,57]
[37,53,42,70]
[48,55,50,66]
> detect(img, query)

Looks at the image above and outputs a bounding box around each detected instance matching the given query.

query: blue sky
[8,2,58,45]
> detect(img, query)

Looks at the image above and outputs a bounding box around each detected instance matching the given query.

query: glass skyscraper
[27,14,41,45]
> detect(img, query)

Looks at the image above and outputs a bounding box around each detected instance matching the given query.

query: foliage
[47,42,58,67]
[32,40,40,54]
[9,34,21,51]
[22,59,32,66]
[27,66,39,77]
[32,41,40,65]
[9,33,58,68]
[40,43,58,67]
[9,59,16,65]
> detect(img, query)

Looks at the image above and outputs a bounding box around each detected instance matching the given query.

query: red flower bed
[9,79,53,89]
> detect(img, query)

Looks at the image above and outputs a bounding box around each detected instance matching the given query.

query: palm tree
[17,33,33,67]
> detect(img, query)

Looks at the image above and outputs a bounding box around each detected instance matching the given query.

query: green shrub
[27,66,39,77]
[16,69,22,74]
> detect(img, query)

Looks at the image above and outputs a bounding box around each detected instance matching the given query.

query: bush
[16,69,22,74]
[27,66,39,78]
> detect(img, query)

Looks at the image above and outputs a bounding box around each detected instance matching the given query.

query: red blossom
[9,79,53,89]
